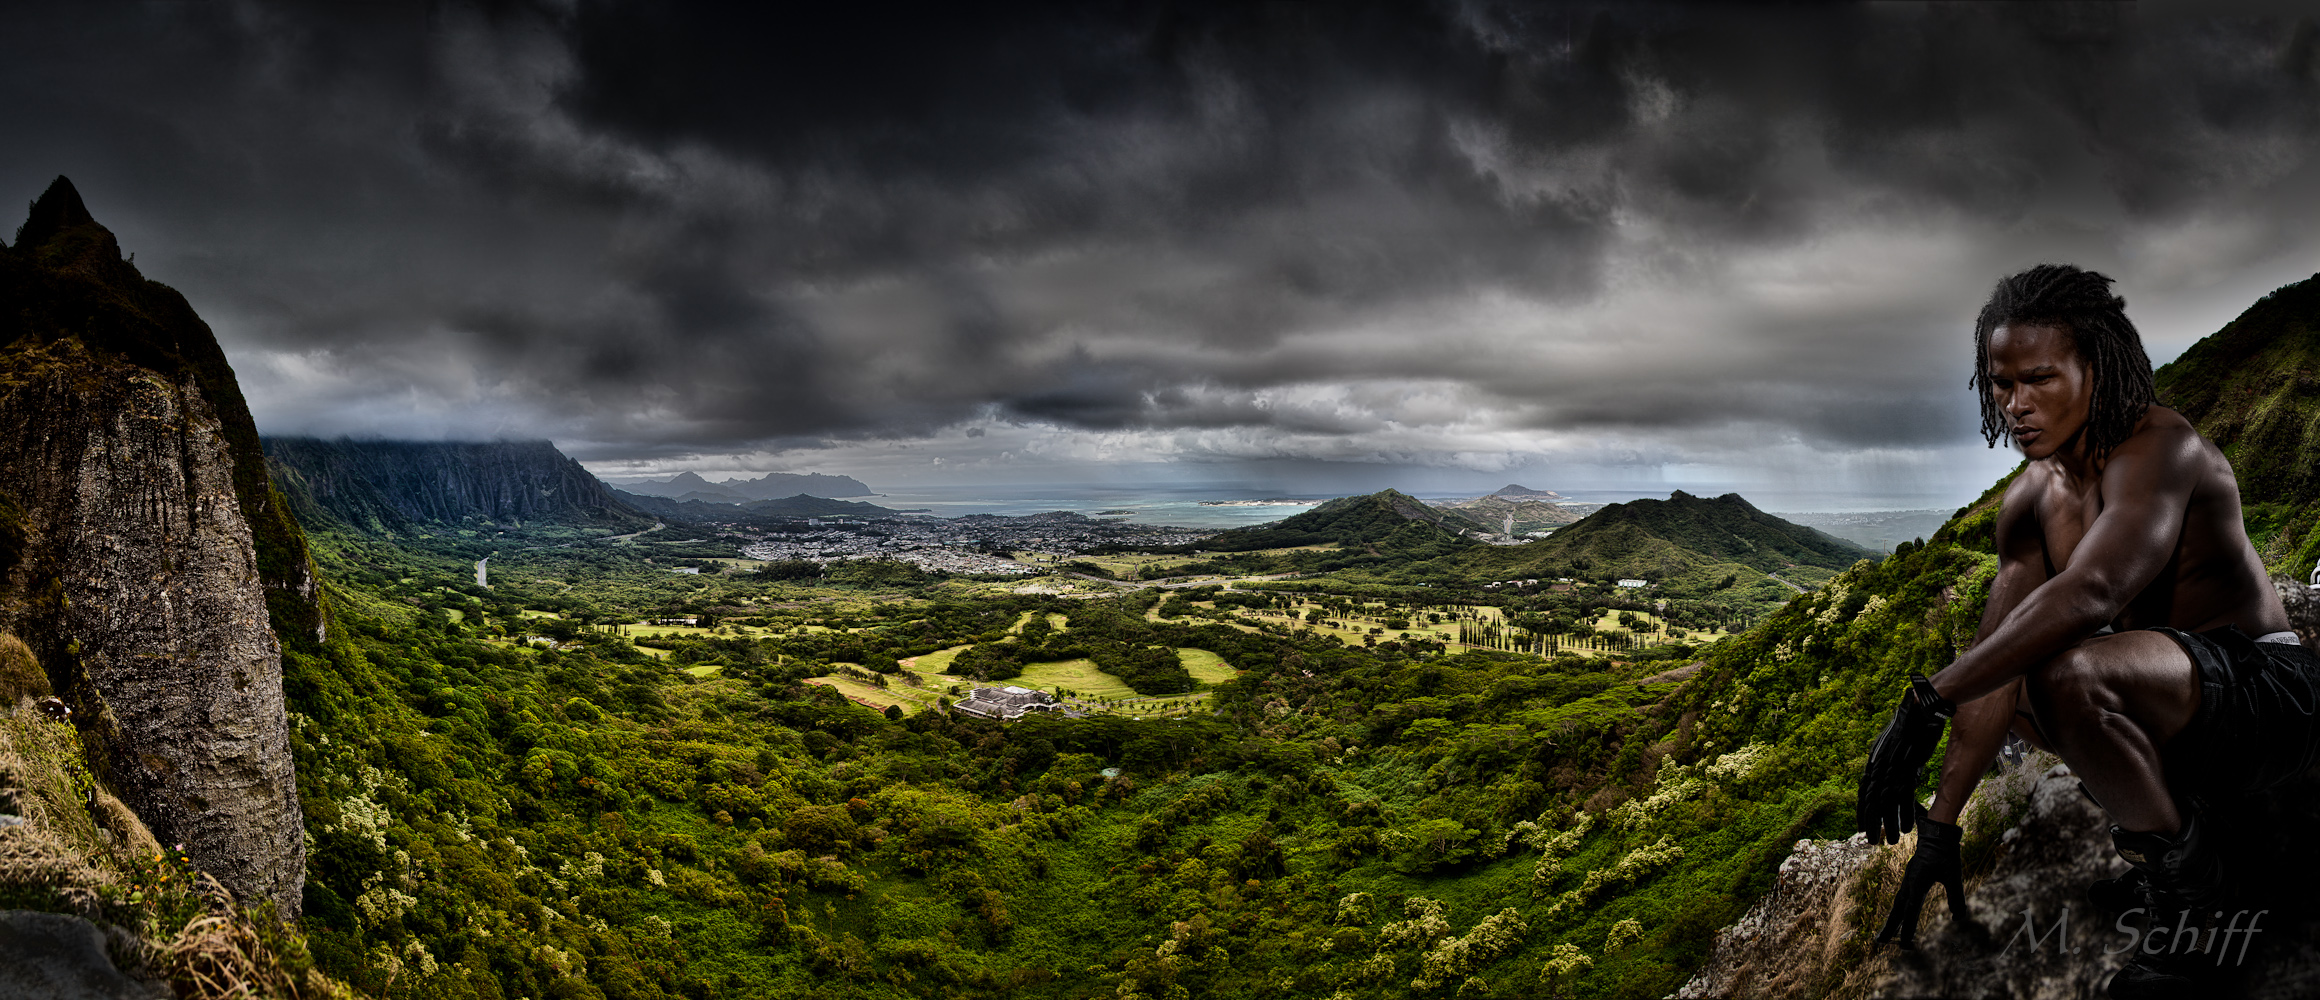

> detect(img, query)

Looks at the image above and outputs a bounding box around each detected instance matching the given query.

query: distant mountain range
[1427,485,1600,536]
[265,438,655,534]
[1173,486,1870,587]
[610,489,912,520]
[608,470,872,502]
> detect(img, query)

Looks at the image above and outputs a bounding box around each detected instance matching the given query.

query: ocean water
[857,482,1976,530]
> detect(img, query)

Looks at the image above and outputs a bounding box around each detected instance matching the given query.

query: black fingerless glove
[1875,812,1966,947]
[1856,673,1955,845]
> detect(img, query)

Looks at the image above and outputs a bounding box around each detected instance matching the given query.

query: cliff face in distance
[0,177,314,915]
[265,436,655,535]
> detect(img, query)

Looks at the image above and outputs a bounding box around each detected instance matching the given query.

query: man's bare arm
[1928,428,2198,705]
[1926,480,2046,824]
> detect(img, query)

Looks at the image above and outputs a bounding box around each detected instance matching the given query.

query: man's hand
[1857,674,1956,844]
[1876,811,1967,947]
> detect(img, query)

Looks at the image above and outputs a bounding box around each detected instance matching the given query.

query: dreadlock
[1970,264,2155,459]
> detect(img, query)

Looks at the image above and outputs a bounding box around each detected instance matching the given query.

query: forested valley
[275,474,2014,1000]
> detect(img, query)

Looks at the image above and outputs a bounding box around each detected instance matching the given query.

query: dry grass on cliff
[1,682,354,1000]
[0,699,112,901]
[150,873,355,1000]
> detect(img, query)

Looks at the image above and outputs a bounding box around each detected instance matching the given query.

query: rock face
[1673,834,1885,998]
[1679,754,2320,998]
[0,177,313,915]
[264,436,653,534]
[0,910,174,999]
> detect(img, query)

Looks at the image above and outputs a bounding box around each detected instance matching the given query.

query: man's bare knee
[2028,646,2120,744]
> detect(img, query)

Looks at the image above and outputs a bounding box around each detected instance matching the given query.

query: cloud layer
[5,2,2319,494]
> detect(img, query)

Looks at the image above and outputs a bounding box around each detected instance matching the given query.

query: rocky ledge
[1678,753,2320,999]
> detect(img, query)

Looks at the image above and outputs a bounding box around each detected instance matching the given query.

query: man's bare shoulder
[1999,457,2051,511]
[1994,458,2048,543]
[2110,405,2207,467]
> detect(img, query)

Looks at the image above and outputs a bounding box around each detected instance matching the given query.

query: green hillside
[2153,272,2320,577]
[1194,489,1493,554]
[1435,491,1868,581]
[1158,490,1863,598]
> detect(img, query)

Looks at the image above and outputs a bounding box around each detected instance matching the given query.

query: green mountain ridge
[1160,489,1867,598]
[1446,490,1869,580]
[1194,488,1497,553]
[2153,272,2320,577]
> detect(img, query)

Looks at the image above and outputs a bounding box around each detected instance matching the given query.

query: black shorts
[2153,625,2320,798]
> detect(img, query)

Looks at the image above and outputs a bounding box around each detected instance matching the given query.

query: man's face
[1986,322,2092,461]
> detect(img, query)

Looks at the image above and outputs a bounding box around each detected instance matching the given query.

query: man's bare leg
[2019,631,2201,833]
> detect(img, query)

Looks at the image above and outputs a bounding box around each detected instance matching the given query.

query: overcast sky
[8,2,2320,503]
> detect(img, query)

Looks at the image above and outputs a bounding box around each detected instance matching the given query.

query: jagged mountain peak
[1666,489,1757,509]
[15,175,97,249]
[10,176,133,283]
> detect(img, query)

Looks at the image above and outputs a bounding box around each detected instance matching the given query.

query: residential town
[735,510,1210,573]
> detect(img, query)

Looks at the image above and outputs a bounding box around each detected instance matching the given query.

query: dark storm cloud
[3,1,2319,470]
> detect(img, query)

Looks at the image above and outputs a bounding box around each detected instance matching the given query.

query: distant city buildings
[952,685,1061,721]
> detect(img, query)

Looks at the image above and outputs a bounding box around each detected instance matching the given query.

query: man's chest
[2033,475,2104,574]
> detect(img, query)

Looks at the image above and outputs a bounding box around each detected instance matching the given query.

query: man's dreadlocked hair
[1971,264,2155,458]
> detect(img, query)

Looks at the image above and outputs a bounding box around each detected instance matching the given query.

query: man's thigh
[2013,630,2201,749]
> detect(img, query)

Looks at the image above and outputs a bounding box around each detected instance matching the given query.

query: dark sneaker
[2110,812,2228,912]
[2107,956,2202,1000]
[2088,869,2149,913]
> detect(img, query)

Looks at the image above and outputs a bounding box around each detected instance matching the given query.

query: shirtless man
[1856,264,2320,998]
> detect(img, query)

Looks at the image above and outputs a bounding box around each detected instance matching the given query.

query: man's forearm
[1927,679,2016,825]
[1930,573,2115,704]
